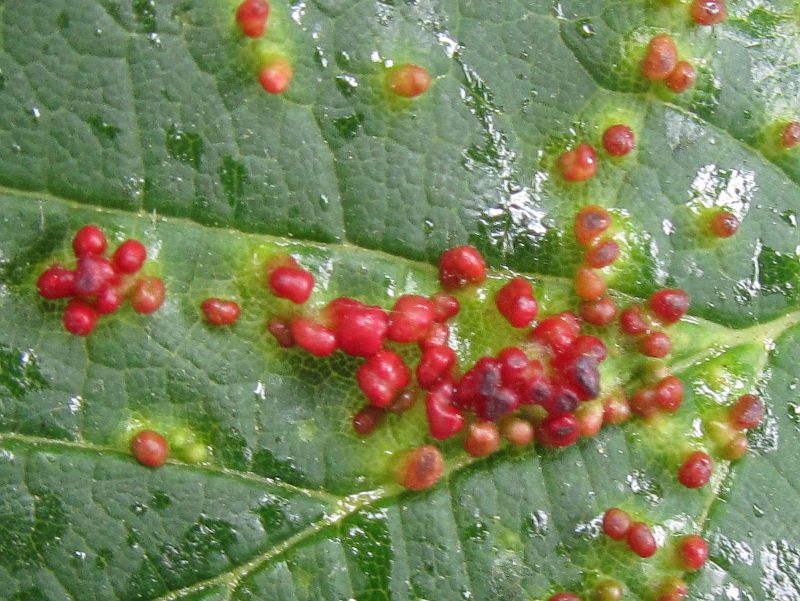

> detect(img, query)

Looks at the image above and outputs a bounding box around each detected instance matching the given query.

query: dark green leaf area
[1,0,800,600]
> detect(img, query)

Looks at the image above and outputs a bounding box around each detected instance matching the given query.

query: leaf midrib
[5,183,800,334]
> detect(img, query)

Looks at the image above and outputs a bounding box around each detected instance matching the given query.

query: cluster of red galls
[570,205,689,361]
[572,205,620,305]
[639,0,729,95]
[600,508,708,601]
[544,570,694,601]
[261,232,693,494]
[563,163,741,242]
[558,120,737,205]
[557,0,790,199]
[537,506,714,601]
[631,383,764,494]
[556,125,634,183]
[257,233,764,599]
[234,0,293,94]
[604,509,707,567]
[36,225,165,336]
[572,205,687,360]
[709,392,765,460]
[235,0,432,100]
[579,393,766,600]
[641,34,696,94]
[620,288,688,359]
[639,0,799,152]
[262,245,615,462]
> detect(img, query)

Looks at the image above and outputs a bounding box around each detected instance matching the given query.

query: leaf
[1,0,799,600]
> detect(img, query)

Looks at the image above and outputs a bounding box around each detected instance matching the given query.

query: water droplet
[686,164,756,218]
[130,502,148,515]
[0,346,47,399]
[313,47,328,69]
[133,0,157,33]
[788,402,800,433]
[332,113,364,139]
[290,0,306,25]
[576,18,595,38]
[166,125,204,169]
[760,540,800,598]
[123,176,145,200]
[626,470,664,505]
[335,74,358,97]
[574,513,603,539]
[781,210,797,228]
[464,520,488,542]
[712,532,755,569]
[436,30,461,58]
[337,51,351,66]
[67,396,82,415]
[524,510,549,538]
[87,115,121,140]
[151,491,172,509]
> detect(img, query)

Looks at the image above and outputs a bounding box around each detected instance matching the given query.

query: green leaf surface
[1,0,799,599]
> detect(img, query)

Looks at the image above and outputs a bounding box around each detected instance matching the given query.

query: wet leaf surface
[1,0,799,599]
